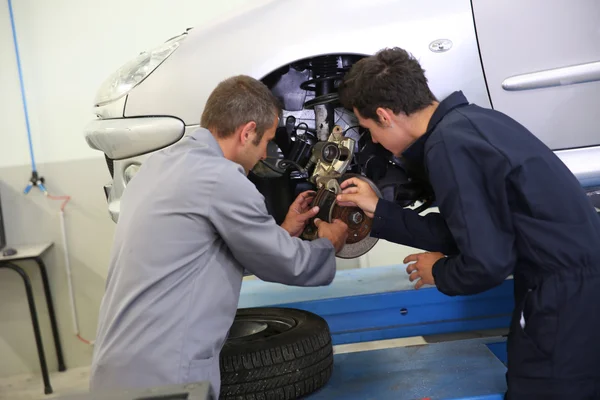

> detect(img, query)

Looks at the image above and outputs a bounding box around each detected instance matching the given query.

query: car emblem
[429,39,453,53]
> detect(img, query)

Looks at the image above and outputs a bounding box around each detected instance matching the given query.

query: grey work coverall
[89,128,337,399]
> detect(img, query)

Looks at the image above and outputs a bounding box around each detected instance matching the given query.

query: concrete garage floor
[0,329,507,400]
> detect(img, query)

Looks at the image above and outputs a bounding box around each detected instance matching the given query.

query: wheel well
[250,53,436,238]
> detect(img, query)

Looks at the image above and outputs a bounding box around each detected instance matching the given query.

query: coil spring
[301,55,345,109]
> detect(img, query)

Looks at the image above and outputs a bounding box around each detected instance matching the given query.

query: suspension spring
[301,55,344,109]
[301,55,347,140]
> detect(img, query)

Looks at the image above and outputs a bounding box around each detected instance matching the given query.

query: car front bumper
[84,116,185,161]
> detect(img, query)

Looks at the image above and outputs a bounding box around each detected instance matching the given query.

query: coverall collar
[189,127,225,157]
[401,90,469,165]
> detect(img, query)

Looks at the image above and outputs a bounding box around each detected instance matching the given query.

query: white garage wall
[1,0,275,168]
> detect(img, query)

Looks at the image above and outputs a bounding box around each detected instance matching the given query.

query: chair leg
[2,263,53,394]
[35,257,66,372]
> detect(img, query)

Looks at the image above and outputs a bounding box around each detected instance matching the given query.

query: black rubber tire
[219,307,333,400]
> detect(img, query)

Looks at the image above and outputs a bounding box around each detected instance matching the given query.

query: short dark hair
[338,47,437,123]
[201,75,282,144]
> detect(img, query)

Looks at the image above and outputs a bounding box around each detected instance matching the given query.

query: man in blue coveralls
[336,47,600,399]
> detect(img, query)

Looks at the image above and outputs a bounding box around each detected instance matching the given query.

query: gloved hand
[281,190,319,237]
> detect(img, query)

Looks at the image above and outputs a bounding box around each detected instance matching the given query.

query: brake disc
[301,173,382,259]
[334,174,382,259]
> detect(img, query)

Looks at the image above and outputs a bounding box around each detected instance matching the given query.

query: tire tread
[219,309,333,400]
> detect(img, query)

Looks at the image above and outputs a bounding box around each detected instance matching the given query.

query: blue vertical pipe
[7,0,38,174]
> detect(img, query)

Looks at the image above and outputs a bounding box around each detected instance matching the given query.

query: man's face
[239,117,278,174]
[354,108,413,157]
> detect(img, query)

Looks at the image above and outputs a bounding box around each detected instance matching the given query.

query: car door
[472,0,600,187]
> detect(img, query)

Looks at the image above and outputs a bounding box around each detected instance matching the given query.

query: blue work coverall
[89,128,337,399]
[371,91,600,399]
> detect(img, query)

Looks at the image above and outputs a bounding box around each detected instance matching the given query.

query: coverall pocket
[508,287,558,379]
[518,287,557,358]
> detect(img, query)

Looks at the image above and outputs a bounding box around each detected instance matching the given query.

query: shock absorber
[301,55,343,141]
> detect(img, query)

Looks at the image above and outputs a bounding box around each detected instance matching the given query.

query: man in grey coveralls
[89,75,348,399]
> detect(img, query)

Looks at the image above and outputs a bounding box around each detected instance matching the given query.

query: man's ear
[238,121,257,144]
[376,107,393,127]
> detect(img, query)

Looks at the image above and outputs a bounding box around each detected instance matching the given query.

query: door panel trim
[502,61,600,91]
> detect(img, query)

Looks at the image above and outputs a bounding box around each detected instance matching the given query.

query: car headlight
[94,33,187,107]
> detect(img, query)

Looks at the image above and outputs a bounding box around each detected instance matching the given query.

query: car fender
[124,0,490,124]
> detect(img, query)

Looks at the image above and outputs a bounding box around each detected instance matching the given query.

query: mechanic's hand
[281,190,319,237]
[404,252,445,289]
[314,218,348,253]
[336,177,378,218]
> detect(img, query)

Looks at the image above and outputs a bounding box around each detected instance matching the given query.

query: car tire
[219,307,333,400]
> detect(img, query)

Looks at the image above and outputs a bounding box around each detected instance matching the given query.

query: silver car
[84,0,600,258]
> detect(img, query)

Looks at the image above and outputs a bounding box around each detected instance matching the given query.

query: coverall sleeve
[426,137,517,296]
[371,199,459,255]
[208,164,337,286]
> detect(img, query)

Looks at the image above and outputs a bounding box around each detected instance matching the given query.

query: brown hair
[201,75,282,144]
[338,47,437,123]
